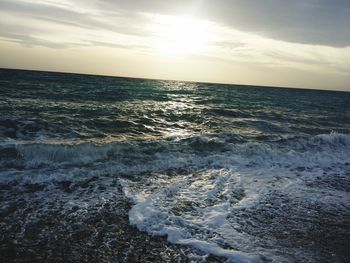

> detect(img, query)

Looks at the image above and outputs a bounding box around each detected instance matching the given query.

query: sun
[151,15,212,57]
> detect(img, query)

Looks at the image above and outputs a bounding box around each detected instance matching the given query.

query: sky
[0,0,349,91]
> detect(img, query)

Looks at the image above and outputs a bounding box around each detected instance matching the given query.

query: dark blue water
[1,69,349,263]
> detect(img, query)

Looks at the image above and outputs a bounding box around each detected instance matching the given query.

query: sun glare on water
[151,15,212,57]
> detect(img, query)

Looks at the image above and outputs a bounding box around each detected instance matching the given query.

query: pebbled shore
[0,178,222,263]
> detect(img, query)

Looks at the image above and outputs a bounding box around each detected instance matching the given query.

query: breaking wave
[1,133,349,262]
[1,132,349,169]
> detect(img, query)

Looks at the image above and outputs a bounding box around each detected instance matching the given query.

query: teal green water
[1,69,349,143]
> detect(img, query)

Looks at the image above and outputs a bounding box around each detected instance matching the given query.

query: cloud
[209,0,350,48]
[0,0,152,35]
[1,0,349,48]
[0,0,157,49]
[99,0,350,47]
[88,40,151,52]
[0,0,99,29]
[0,33,72,49]
[212,41,246,50]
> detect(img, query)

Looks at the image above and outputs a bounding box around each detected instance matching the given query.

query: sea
[0,68,349,263]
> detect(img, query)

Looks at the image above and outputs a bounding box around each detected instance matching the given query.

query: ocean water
[0,68,350,262]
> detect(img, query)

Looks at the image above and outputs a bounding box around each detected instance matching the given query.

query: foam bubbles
[1,133,349,262]
[120,133,350,262]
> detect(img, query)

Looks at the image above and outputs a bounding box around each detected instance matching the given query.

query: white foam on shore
[120,133,350,262]
[123,167,273,261]
[1,133,350,261]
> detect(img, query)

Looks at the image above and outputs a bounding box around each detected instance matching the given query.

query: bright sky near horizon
[0,0,349,91]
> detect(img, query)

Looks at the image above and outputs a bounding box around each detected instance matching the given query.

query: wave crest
[0,133,348,171]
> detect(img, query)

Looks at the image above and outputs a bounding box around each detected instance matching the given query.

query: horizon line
[1,66,348,93]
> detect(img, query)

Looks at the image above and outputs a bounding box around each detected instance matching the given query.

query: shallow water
[1,69,350,262]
